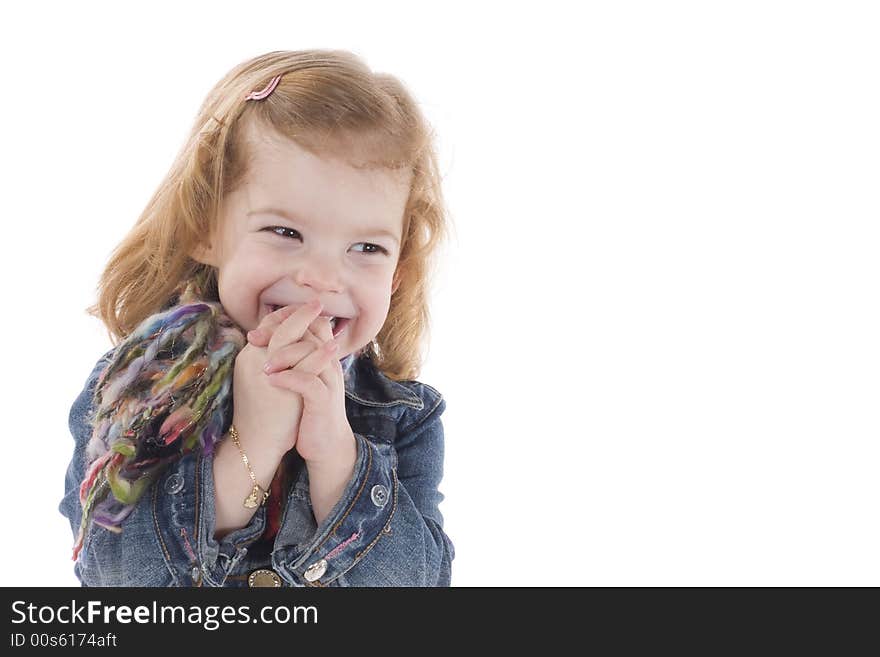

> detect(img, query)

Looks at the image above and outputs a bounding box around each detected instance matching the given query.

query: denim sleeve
[269,393,455,587]
[59,353,267,587]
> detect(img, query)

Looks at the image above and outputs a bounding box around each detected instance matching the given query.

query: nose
[293,253,344,294]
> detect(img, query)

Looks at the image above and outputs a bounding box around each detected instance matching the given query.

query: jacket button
[248,569,282,587]
[165,473,184,494]
[370,484,388,508]
[303,559,327,583]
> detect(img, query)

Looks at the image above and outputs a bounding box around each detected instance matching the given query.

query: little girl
[59,49,453,587]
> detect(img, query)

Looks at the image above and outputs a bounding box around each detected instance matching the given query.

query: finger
[247,328,270,347]
[262,341,318,375]
[267,367,330,407]
[290,338,339,376]
[247,300,322,348]
[267,341,339,403]
[316,351,344,396]
[250,323,325,351]
[309,316,335,343]
[303,326,324,347]
[268,302,326,355]
[256,316,332,349]
[247,305,299,347]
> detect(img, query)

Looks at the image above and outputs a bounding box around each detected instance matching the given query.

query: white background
[0,1,877,586]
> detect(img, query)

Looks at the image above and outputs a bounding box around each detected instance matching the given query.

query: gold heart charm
[244,486,261,509]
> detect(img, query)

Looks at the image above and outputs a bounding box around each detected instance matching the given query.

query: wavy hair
[87,49,449,380]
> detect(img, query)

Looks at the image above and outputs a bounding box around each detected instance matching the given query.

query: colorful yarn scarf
[73,268,245,560]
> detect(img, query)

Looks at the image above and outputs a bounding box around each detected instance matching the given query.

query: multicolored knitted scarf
[73,268,246,560]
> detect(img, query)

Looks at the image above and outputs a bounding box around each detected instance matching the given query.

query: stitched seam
[194,453,201,549]
[151,481,173,564]
[193,453,207,586]
[316,438,372,551]
[345,391,422,409]
[234,534,263,548]
[355,466,398,560]
[398,393,444,435]
[419,382,442,400]
[233,507,267,549]
[325,532,360,561]
[150,479,180,585]
[322,466,398,586]
[180,528,197,562]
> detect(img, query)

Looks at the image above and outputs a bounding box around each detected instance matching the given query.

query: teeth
[330,317,338,330]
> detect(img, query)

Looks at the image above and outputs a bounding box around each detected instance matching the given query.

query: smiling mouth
[267,304,351,337]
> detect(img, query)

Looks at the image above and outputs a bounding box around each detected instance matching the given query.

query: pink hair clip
[244,74,282,101]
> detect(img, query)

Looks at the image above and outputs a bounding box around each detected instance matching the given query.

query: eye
[352,243,389,256]
[263,226,388,256]
[265,226,301,239]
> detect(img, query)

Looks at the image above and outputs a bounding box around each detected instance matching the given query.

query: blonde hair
[87,49,449,381]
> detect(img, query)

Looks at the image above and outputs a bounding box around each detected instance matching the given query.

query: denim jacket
[59,348,453,587]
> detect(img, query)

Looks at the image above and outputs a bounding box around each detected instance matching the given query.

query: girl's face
[192,124,410,359]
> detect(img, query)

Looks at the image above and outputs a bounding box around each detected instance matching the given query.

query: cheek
[363,280,393,307]
[366,293,393,328]
[216,252,276,311]
[349,291,391,335]
[224,246,277,283]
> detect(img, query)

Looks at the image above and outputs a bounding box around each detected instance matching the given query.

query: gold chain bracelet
[228,424,269,509]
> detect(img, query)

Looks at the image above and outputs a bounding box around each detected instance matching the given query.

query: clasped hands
[244,299,356,468]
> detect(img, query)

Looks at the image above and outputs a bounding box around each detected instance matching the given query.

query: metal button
[190,566,200,581]
[303,559,327,583]
[248,569,282,587]
[371,484,388,508]
[164,473,184,494]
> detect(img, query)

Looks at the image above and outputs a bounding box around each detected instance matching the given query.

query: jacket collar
[341,352,424,410]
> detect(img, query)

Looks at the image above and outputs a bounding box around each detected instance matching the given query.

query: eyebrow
[247,208,400,246]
